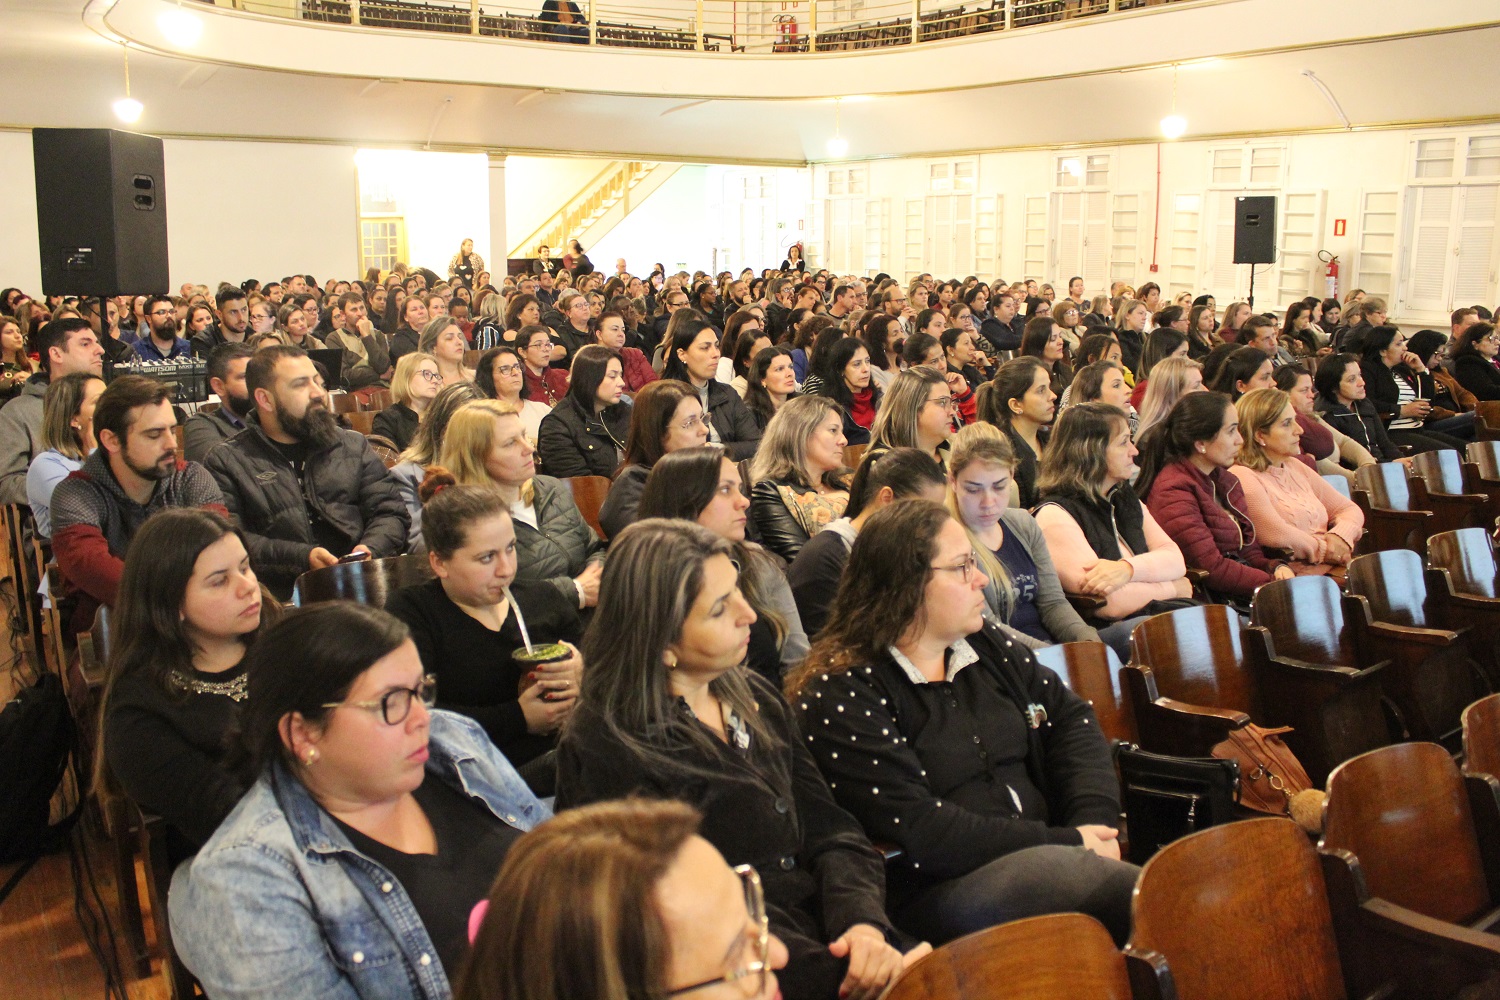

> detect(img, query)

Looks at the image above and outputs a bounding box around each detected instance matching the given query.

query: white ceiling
[2,0,1498,163]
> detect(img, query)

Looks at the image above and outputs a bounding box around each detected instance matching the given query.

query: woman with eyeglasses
[866,366,954,468]
[662,316,763,461]
[475,345,550,444]
[373,352,441,452]
[598,380,710,540]
[787,499,1137,948]
[1359,325,1472,453]
[460,799,789,1000]
[1450,321,1500,401]
[171,602,549,1000]
[749,395,851,562]
[518,325,570,407]
[536,345,630,480]
[248,299,277,338]
[557,520,926,1000]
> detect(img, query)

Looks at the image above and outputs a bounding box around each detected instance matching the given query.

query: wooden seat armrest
[1064,590,1107,613]
[1363,620,1461,647]
[1122,949,1174,1000]
[1357,898,1500,965]
[1152,698,1252,729]
[1264,652,1388,681]
[1184,567,1209,586]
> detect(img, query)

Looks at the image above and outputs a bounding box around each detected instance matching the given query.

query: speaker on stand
[1232,195,1276,309]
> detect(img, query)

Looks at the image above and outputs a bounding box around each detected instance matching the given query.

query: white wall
[505,154,614,258]
[590,166,713,273]
[0,132,42,294]
[355,149,490,276]
[165,138,358,288]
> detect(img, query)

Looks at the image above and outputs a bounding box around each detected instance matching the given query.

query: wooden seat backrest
[1469,441,1500,482]
[1130,817,1346,1000]
[1251,576,1358,667]
[1031,642,1130,744]
[1428,528,1499,599]
[1411,449,1468,496]
[1477,400,1500,432]
[345,410,377,436]
[562,475,611,539]
[886,913,1135,1000]
[366,389,394,411]
[1322,742,1491,926]
[842,443,868,470]
[332,392,363,415]
[1357,462,1415,513]
[1129,603,1253,714]
[292,553,435,608]
[1322,474,1352,500]
[1346,549,1431,628]
[1464,694,1500,783]
[463,349,482,369]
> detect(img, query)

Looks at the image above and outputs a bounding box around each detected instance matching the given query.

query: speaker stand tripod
[1247,264,1256,310]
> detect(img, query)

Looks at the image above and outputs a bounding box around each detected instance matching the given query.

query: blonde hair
[1234,387,1293,473]
[1136,356,1204,438]
[750,394,843,487]
[437,399,535,505]
[391,351,437,407]
[944,422,1014,613]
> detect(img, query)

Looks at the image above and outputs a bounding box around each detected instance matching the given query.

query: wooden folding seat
[1352,462,1433,554]
[365,388,394,411]
[1470,440,1500,490]
[1129,817,1500,1000]
[1410,449,1494,534]
[1125,602,1388,784]
[1344,551,1488,748]
[1032,641,1131,745]
[331,391,362,415]
[560,475,610,539]
[343,410,377,436]
[1321,473,1353,500]
[1475,400,1500,444]
[1323,742,1500,938]
[885,912,1166,1000]
[1464,694,1500,782]
[841,442,867,469]
[291,553,434,608]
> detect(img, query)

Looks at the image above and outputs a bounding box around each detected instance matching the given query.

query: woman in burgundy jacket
[1135,391,1293,602]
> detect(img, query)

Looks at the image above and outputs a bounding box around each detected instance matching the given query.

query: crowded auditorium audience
[5,249,1500,1000]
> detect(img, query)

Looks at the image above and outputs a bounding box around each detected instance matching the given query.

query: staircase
[509,160,681,260]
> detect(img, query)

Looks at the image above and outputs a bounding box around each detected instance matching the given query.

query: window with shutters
[1209,144,1285,188]
[822,166,870,273]
[1110,193,1142,286]
[903,199,923,283]
[975,196,1003,282]
[1022,196,1048,282]
[1397,131,1500,316]
[1168,193,1202,300]
[924,194,974,279]
[1355,190,1399,301]
[930,159,977,194]
[1051,191,1109,295]
[1273,191,1326,309]
[862,199,889,275]
[1203,143,1287,303]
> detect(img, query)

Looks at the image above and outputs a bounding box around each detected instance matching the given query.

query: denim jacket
[170,710,550,1000]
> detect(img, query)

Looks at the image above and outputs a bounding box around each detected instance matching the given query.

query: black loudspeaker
[32,128,169,297]
[1232,195,1276,265]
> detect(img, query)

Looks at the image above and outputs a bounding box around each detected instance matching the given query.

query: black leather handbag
[1115,743,1239,864]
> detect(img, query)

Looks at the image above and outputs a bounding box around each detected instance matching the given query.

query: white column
[487,152,508,268]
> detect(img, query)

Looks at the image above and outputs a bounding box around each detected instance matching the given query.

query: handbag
[1115,743,1239,864]
[1211,724,1314,817]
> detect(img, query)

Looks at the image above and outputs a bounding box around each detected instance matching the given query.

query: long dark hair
[1133,391,1235,497]
[864,314,903,373]
[976,356,1048,431]
[565,344,626,418]
[660,317,716,383]
[620,379,698,470]
[239,602,410,774]
[817,336,882,413]
[744,346,793,428]
[1206,346,1270,399]
[1139,329,1187,380]
[476,346,528,401]
[787,499,951,696]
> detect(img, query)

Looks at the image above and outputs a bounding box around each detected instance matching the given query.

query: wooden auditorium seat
[1032,641,1132,745]
[291,553,434,607]
[1352,462,1434,554]
[561,475,611,538]
[1463,694,1500,782]
[1409,449,1494,534]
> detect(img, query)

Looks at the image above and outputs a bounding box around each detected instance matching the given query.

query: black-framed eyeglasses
[416,370,444,383]
[322,674,436,726]
[494,363,524,376]
[666,865,769,997]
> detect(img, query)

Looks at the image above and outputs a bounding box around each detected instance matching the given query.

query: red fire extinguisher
[1319,250,1339,299]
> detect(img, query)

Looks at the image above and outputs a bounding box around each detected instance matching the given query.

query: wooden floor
[0,569,170,1000]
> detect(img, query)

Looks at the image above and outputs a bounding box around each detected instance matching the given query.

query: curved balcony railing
[211,0,1192,55]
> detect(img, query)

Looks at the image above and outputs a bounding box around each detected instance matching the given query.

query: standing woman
[787,500,1136,948]
[598,379,709,539]
[28,372,105,539]
[374,352,441,452]
[944,423,1106,655]
[386,477,582,770]
[591,309,657,395]
[867,367,954,467]
[98,510,274,861]
[976,357,1056,510]
[476,346,551,444]
[448,238,484,288]
[1272,364,1374,483]
[662,316,763,460]
[1230,388,1363,579]
[638,445,809,683]
[1135,392,1291,604]
[439,400,605,610]
[0,316,34,402]
[749,395,851,562]
[171,603,548,1000]
[815,337,880,445]
[744,345,800,432]
[780,242,806,273]
[536,345,630,479]
[419,317,475,385]
[556,520,920,1000]
[518,325,570,406]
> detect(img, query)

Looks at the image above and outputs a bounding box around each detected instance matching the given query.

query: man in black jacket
[204,345,408,599]
[184,343,255,463]
[190,287,250,358]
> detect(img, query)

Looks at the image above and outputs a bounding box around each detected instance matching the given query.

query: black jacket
[1314,395,1400,461]
[597,463,649,540]
[536,397,628,479]
[1116,327,1144,375]
[203,416,409,597]
[702,379,763,461]
[979,315,1020,352]
[549,323,590,369]
[1360,359,1434,421]
[390,326,421,364]
[371,402,420,452]
[182,405,247,464]
[751,474,845,562]
[1453,353,1500,402]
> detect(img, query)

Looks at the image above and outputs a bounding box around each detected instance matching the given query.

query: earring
[664,653,678,670]
[303,748,319,765]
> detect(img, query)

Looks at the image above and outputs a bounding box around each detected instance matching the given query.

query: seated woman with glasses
[518,325,570,407]
[374,352,441,452]
[171,602,549,1000]
[457,798,789,1000]
[390,383,486,555]
[386,475,582,774]
[475,345,550,444]
[1451,321,1500,401]
[749,395,851,562]
[557,519,927,1000]
[597,379,710,540]
[787,499,1137,947]
[865,367,954,468]
[536,345,631,480]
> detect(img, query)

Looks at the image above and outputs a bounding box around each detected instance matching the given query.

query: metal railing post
[911,0,919,43]
[809,0,817,48]
[588,0,596,43]
[470,0,478,34]
[350,0,360,25]
[695,0,704,49]
[1003,0,1012,31]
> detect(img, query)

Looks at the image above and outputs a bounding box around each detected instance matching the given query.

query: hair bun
[418,466,458,505]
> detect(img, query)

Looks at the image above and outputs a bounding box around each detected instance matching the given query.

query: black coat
[1360,359,1434,421]
[371,401,420,452]
[1314,395,1401,461]
[750,473,846,562]
[536,397,629,479]
[1454,353,1500,402]
[389,326,421,364]
[702,379,763,461]
[203,416,409,597]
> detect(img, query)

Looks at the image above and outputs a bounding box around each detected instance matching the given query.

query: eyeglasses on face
[931,551,978,584]
[679,413,712,431]
[323,674,436,726]
[925,395,956,411]
[417,370,444,383]
[494,363,524,377]
[666,866,770,998]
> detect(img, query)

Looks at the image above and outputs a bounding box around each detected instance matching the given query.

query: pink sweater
[1230,459,1364,564]
[1034,501,1191,620]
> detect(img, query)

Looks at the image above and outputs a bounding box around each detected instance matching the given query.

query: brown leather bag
[1211,724,1314,816]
